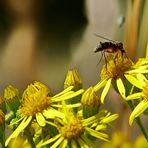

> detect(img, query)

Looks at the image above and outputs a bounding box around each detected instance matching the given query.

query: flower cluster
[1,44,148,147]
[2,69,118,148]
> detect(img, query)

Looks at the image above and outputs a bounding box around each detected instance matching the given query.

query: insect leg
[103,51,108,70]
[97,51,104,65]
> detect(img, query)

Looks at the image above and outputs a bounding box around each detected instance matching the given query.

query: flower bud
[64,69,82,91]
[81,87,100,118]
[4,85,20,112]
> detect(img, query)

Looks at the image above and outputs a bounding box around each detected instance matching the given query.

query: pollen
[101,54,132,80]
[59,117,84,139]
[21,82,51,116]
[142,83,148,100]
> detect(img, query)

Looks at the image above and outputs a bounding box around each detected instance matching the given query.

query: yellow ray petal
[50,136,64,148]
[129,100,148,125]
[136,73,148,84]
[94,78,108,92]
[36,113,46,127]
[116,78,126,98]
[77,137,89,148]
[5,116,32,146]
[39,134,61,147]
[43,108,65,119]
[124,74,143,89]
[53,86,74,97]
[59,139,68,148]
[101,78,112,104]
[126,93,142,100]
[52,89,84,102]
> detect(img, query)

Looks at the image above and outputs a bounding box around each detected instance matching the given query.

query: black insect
[94,34,125,55]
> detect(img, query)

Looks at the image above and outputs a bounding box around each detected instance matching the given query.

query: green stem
[0,125,5,148]
[127,100,148,141]
[24,127,36,148]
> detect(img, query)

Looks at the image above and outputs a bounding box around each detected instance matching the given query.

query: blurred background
[0,0,148,145]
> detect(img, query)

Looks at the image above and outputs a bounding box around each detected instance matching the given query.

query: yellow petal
[81,134,96,148]
[53,86,74,97]
[36,113,46,127]
[5,116,32,146]
[50,136,64,148]
[59,139,68,148]
[96,124,107,131]
[124,74,143,89]
[52,89,84,102]
[100,114,119,124]
[43,108,65,119]
[101,78,112,104]
[85,127,109,142]
[39,134,61,147]
[126,93,142,100]
[77,137,89,148]
[94,78,108,92]
[116,78,126,98]
[129,100,148,125]
[136,73,148,85]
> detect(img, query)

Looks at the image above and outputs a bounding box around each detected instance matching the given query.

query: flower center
[101,54,132,80]
[21,82,51,116]
[142,83,148,100]
[60,118,84,139]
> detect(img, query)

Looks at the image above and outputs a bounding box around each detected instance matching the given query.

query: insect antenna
[94,33,116,42]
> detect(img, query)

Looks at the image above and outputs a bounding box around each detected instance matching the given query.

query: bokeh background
[0,0,148,145]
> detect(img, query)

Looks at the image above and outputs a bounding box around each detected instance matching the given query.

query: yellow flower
[101,131,148,148]
[5,81,84,146]
[37,102,118,148]
[100,130,132,148]
[126,73,148,125]
[9,136,31,148]
[94,53,133,103]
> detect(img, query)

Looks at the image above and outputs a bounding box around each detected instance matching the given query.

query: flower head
[94,53,133,103]
[37,102,118,148]
[101,54,132,80]
[21,82,51,116]
[5,81,84,146]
